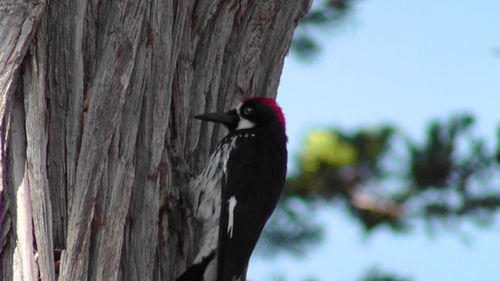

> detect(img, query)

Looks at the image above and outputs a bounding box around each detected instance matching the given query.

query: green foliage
[263,4,499,281]
[496,126,500,163]
[401,114,500,226]
[292,0,360,59]
[287,126,394,198]
[286,124,403,232]
[262,265,412,281]
[357,267,412,281]
[261,113,499,257]
[408,114,473,189]
[492,47,500,57]
[258,198,323,256]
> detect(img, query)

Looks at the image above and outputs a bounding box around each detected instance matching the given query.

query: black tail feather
[175,252,215,281]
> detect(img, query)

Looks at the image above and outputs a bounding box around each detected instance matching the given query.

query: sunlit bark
[0,0,311,280]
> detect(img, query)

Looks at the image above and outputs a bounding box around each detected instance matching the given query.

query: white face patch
[236,118,256,130]
[227,196,237,238]
[235,103,256,130]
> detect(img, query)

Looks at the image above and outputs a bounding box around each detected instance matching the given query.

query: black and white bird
[176,97,287,281]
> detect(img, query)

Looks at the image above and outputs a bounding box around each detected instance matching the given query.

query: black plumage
[176,97,287,281]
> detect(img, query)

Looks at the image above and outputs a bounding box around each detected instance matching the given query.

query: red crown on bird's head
[244,97,286,131]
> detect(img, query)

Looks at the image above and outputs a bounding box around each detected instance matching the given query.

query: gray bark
[0,0,312,280]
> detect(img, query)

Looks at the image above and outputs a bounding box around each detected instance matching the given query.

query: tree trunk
[0,0,311,280]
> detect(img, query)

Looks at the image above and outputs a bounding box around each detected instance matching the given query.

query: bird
[176,97,287,281]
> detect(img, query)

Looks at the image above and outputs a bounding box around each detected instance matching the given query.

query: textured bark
[0,0,312,280]
[23,20,56,281]
[0,1,47,280]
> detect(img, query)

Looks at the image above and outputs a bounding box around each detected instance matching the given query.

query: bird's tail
[175,252,216,281]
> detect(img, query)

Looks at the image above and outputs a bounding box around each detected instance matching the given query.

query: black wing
[217,134,286,281]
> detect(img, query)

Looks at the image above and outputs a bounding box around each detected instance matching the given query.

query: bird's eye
[242,106,253,116]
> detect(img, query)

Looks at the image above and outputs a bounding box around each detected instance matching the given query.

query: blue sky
[248,0,499,280]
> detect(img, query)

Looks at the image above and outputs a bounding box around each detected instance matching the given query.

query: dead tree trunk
[0,0,311,280]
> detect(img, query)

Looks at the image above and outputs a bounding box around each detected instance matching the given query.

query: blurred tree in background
[356,267,412,281]
[261,113,499,248]
[292,0,359,59]
[258,0,500,280]
[261,114,499,281]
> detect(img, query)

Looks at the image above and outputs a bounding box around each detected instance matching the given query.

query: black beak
[195,111,238,128]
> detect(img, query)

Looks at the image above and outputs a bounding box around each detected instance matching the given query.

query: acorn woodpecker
[176,97,287,281]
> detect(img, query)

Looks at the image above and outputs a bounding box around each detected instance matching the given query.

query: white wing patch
[190,137,236,220]
[227,196,237,238]
[189,136,237,271]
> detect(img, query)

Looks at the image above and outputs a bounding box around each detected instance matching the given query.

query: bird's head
[195,97,286,134]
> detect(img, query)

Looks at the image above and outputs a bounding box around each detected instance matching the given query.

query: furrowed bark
[0,1,46,280]
[9,86,37,281]
[23,20,56,281]
[0,0,311,280]
[58,1,147,279]
[0,0,45,134]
